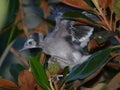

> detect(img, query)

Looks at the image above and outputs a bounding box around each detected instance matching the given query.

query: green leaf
[91,0,100,10]
[6,25,20,46]
[84,0,94,8]
[43,18,55,27]
[6,0,19,25]
[113,0,120,19]
[29,57,50,90]
[0,0,19,31]
[66,48,112,82]
[0,25,21,56]
[0,0,9,30]
[10,64,25,83]
[63,11,96,23]
[59,66,69,89]
[35,52,41,62]
[94,31,117,44]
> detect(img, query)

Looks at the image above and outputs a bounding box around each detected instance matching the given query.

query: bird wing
[68,25,94,47]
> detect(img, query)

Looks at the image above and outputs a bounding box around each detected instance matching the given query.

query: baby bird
[21,13,94,69]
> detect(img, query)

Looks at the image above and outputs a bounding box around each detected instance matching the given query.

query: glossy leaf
[6,0,19,25]
[0,0,19,31]
[61,0,92,10]
[18,70,36,90]
[84,0,94,8]
[0,78,18,89]
[66,48,112,82]
[94,31,117,44]
[98,0,113,9]
[10,64,25,82]
[29,56,50,90]
[63,11,95,23]
[0,25,21,56]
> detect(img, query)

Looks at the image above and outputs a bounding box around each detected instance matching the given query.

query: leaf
[0,0,9,30]
[0,25,21,56]
[106,73,120,90]
[61,0,92,10]
[29,56,50,90]
[98,0,113,9]
[18,70,36,90]
[59,66,69,89]
[113,0,120,19]
[10,64,25,82]
[66,48,112,82]
[94,30,117,44]
[63,11,95,23]
[88,39,99,52]
[6,0,19,25]
[107,62,120,71]
[0,78,18,89]
[84,0,94,8]
[0,0,19,31]
[91,0,100,10]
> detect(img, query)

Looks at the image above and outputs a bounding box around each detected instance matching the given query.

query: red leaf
[0,78,18,89]
[61,0,92,10]
[98,0,114,9]
[88,39,99,52]
[18,70,36,90]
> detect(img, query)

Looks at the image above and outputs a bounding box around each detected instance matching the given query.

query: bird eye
[26,39,36,46]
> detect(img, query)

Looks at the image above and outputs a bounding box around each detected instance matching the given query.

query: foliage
[0,0,120,90]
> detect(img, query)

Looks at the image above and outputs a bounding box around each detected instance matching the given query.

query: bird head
[20,32,44,51]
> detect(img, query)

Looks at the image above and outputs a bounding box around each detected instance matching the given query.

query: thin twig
[109,11,113,29]
[99,9,112,31]
[114,35,120,43]
[10,47,29,67]
[0,41,15,67]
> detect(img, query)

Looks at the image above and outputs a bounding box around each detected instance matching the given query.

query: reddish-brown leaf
[61,0,92,10]
[0,78,18,89]
[107,62,120,71]
[88,39,99,52]
[106,73,120,90]
[76,18,95,26]
[40,0,50,17]
[110,52,120,62]
[98,0,114,9]
[18,70,36,90]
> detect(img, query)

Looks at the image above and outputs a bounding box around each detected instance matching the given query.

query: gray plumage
[21,13,94,69]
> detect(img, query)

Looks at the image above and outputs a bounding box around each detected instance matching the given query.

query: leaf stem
[49,78,55,90]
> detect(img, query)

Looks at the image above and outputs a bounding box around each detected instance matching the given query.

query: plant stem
[98,8,112,31]
[49,78,55,90]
